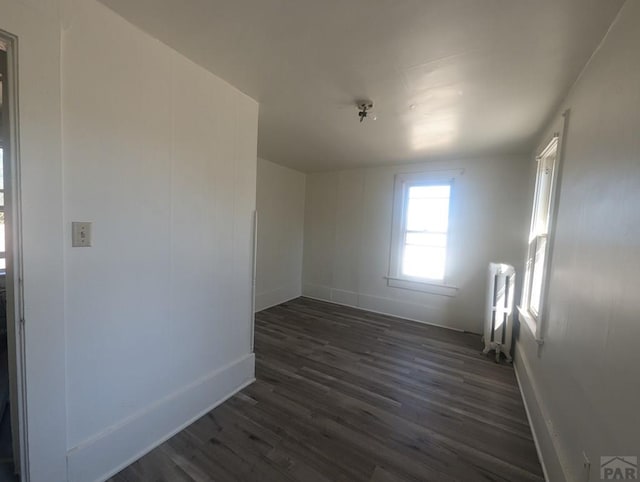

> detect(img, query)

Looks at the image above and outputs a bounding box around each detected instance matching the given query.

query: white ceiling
[100,0,623,172]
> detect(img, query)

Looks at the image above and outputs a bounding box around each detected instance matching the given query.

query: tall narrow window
[388,170,459,296]
[519,135,559,338]
[0,148,4,272]
[402,184,450,280]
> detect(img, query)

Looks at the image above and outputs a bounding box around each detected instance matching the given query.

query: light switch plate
[72,222,92,247]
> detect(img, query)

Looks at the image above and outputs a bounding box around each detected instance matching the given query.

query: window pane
[409,185,450,199]
[522,137,558,325]
[402,245,446,280]
[529,236,547,315]
[401,183,451,281]
[532,145,557,236]
[405,232,447,247]
[0,213,4,271]
[0,149,4,270]
[522,239,536,307]
[405,185,451,232]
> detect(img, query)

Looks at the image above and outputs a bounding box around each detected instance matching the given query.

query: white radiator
[483,263,515,362]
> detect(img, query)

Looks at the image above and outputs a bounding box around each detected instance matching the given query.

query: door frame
[1,30,29,480]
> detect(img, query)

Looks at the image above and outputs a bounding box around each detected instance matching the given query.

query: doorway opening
[0,32,26,482]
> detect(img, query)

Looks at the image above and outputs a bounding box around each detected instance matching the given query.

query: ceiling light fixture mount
[357,101,374,123]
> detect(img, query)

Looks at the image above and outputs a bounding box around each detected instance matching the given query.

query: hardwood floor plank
[110,297,543,481]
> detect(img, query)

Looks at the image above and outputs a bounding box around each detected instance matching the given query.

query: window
[401,184,450,280]
[0,148,4,272]
[388,170,460,296]
[519,135,560,341]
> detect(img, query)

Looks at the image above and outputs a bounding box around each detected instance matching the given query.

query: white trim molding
[388,168,463,292]
[385,276,458,297]
[517,305,544,345]
[66,354,255,482]
[514,345,569,482]
[255,281,302,312]
[519,111,569,344]
[301,285,467,333]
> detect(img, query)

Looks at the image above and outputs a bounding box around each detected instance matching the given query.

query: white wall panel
[303,157,530,333]
[255,158,305,311]
[0,1,67,479]
[61,1,258,479]
[515,3,640,480]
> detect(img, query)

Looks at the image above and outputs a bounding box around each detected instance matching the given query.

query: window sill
[517,305,544,345]
[385,276,458,297]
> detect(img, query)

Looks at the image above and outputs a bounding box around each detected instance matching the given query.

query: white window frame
[0,147,4,273]
[518,123,565,344]
[387,169,461,297]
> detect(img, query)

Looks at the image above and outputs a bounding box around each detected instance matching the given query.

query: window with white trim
[388,170,459,296]
[519,135,559,338]
[0,148,4,272]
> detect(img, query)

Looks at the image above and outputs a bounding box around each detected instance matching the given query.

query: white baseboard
[300,285,465,333]
[255,283,301,312]
[66,353,256,482]
[513,345,567,482]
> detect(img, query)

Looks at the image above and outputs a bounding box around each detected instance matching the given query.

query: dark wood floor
[110,297,543,482]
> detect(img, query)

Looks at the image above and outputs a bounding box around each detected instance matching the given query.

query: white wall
[255,158,305,311]
[303,156,530,333]
[514,3,640,481]
[1,0,258,480]
[0,1,66,480]
[62,2,258,480]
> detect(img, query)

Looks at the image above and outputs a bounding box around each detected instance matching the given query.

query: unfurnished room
[0,0,638,481]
